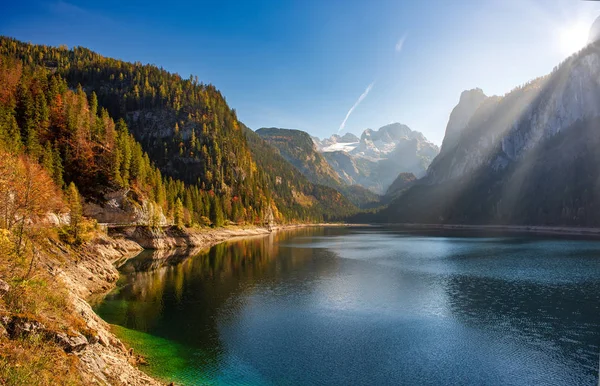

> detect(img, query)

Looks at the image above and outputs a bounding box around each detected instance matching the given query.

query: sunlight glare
[558,22,590,56]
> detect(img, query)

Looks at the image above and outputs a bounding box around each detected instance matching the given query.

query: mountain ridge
[313,123,439,194]
[255,127,381,208]
[0,36,357,224]
[372,39,600,226]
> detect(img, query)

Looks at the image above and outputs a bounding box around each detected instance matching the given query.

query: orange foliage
[0,150,63,231]
[0,57,21,105]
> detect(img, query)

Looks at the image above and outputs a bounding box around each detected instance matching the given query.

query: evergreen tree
[66,182,83,244]
[174,198,184,228]
[210,194,224,227]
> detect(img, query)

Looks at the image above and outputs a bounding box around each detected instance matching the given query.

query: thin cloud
[338,82,375,133]
[395,34,407,52]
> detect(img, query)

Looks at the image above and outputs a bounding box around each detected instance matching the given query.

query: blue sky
[2,0,599,144]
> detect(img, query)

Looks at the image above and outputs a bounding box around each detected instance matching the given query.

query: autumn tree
[0,151,61,254]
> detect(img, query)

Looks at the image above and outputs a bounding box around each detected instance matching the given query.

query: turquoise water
[95,227,600,385]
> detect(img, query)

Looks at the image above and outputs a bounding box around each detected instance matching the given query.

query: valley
[1,8,600,385]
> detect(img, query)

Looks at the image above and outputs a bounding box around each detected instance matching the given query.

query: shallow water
[96,227,600,385]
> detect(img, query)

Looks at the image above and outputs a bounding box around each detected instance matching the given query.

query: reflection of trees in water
[101,227,340,367]
[445,273,600,372]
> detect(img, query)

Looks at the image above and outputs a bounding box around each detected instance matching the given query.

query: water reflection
[98,228,340,349]
[96,227,600,385]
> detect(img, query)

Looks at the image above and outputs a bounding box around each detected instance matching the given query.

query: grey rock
[5,316,46,338]
[55,331,89,353]
[0,279,9,296]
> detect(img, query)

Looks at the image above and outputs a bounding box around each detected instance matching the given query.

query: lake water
[95,227,600,385]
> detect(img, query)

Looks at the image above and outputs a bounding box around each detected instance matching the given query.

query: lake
[95,226,600,385]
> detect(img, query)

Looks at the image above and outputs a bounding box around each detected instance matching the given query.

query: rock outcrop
[109,225,273,250]
[83,189,167,226]
[50,236,162,385]
[438,88,488,155]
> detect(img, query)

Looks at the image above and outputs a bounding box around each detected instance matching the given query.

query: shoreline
[75,222,352,384]
[107,222,364,250]
[77,221,600,383]
[385,223,600,238]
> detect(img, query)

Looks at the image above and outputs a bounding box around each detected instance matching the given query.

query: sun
[558,22,590,56]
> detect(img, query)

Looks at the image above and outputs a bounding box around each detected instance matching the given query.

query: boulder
[55,331,89,353]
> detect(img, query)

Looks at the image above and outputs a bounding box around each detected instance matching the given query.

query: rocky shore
[52,224,344,384]
[56,234,162,385]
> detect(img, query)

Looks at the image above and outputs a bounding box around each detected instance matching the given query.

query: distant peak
[340,132,359,142]
[459,88,487,103]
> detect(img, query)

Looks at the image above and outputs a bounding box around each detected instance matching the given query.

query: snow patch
[321,142,359,153]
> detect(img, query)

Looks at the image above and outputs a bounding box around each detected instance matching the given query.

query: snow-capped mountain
[313,123,439,194]
[313,133,360,153]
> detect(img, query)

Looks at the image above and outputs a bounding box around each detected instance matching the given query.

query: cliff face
[438,88,488,155]
[381,41,600,226]
[428,45,600,184]
[83,189,168,226]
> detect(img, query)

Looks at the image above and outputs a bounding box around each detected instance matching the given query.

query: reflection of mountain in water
[99,228,342,352]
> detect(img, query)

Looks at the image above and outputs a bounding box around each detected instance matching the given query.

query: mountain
[256,128,343,188]
[244,126,357,221]
[313,132,360,152]
[314,123,439,194]
[437,88,488,156]
[0,36,356,224]
[256,127,380,208]
[385,172,417,198]
[376,39,600,226]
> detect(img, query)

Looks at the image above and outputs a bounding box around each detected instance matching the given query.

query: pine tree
[210,194,224,227]
[51,144,64,187]
[66,182,83,243]
[174,198,184,228]
[0,112,22,151]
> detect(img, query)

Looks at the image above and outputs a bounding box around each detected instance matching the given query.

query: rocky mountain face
[385,172,417,198]
[437,88,488,156]
[428,43,600,185]
[256,127,380,208]
[313,123,439,194]
[256,128,344,188]
[377,39,600,226]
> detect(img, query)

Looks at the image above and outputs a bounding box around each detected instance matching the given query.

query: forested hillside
[256,127,380,208]
[256,128,343,188]
[244,127,357,220]
[0,36,356,225]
